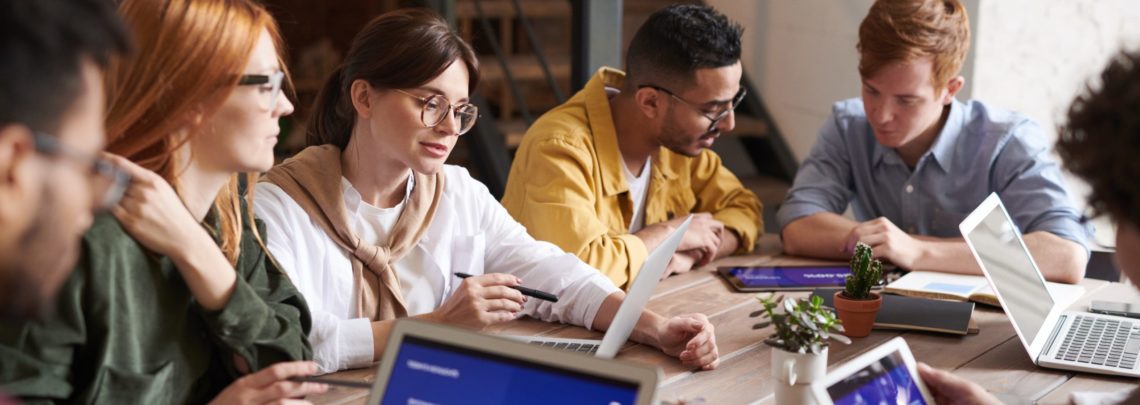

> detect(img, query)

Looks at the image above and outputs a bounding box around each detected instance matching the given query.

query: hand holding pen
[455,272,558,302]
[425,273,557,330]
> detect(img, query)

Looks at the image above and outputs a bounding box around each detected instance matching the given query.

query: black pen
[288,376,372,389]
[454,272,559,303]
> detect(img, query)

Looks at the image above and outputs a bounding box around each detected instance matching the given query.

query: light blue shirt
[777,98,1089,251]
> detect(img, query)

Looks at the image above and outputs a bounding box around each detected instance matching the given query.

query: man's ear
[942,76,965,104]
[0,125,39,228]
[350,79,374,119]
[634,86,664,119]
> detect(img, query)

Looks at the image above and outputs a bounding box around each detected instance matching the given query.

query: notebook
[961,193,1140,378]
[367,319,659,405]
[811,288,977,335]
[504,215,692,358]
[884,270,1085,308]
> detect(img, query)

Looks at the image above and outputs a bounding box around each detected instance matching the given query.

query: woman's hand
[208,361,328,405]
[106,154,205,258]
[428,273,528,329]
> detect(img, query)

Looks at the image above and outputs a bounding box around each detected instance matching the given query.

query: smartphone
[717,265,872,292]
[1089,300,1140,319]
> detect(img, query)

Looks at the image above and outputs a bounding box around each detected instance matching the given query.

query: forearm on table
[590,291,667,350]
[781,212,857,259]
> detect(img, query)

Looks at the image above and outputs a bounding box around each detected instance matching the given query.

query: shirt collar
[587,67,630,197]
[871,99,965,171]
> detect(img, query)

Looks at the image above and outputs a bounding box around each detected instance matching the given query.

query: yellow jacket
[502,67,763,289]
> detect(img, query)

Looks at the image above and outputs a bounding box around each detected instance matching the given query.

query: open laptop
[367,319,659,405]
[506,215,693,358]
[960,193,1140,378]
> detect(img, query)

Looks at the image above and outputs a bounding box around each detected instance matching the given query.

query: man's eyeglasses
[32,132,130,211]
[396,89,480,135]
[238,71,286,110]
[639,84,747,133]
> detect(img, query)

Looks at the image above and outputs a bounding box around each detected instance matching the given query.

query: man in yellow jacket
[502,4,762,289]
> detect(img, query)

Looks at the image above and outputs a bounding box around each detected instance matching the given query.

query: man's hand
[655,314,719,370]
[916,363,1002,405]
[677,213,725,265]
[662,251,700,280]
[209,361,328,405]
[843,217,924,268]
[428,273,527,330]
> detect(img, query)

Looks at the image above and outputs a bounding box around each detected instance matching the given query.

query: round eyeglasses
[32,131,131,211]
[396,89,479,135]
[238,71,286,110]
[639,84,747,133]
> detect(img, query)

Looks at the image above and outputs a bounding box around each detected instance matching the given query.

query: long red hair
[105,0,288,264]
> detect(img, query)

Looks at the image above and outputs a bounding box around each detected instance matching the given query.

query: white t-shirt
[622,157,652,233]
[346,177,440,315]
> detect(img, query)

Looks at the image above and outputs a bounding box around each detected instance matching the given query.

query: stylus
[288,376,372,389]
[455,272,559,302]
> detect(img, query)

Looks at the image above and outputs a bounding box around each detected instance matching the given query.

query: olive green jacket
[0,208,312,404]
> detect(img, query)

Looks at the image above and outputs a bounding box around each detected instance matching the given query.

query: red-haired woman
[0,0,326,403]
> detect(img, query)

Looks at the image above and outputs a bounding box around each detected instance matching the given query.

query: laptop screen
[379,335,642,405]
[964,201,1054,342]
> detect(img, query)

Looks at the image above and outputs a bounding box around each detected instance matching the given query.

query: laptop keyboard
[528,340,600,354]
[1054,315,1140,369]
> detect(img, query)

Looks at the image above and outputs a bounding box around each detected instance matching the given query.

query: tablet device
[810,337,935,405]
[717,265,852,291]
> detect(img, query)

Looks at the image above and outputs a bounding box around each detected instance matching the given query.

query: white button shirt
[254,165,619,374]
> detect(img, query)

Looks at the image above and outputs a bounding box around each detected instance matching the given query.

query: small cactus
[844,242,883,300]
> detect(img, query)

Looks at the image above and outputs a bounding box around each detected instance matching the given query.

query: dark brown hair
[857,0,969,92]
[308,8,479,149]
[1057,50,1140,227]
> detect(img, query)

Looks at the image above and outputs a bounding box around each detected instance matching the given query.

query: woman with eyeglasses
[254,9,721,374]
[0,0,328,403]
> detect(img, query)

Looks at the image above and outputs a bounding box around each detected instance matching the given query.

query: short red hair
[857,0,970,92]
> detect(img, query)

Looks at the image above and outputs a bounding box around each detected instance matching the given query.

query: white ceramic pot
[771,347,828,405]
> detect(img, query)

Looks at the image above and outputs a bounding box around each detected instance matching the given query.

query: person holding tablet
[0,0,324,402]
[912,49,1140,405]
[254,9,720,375]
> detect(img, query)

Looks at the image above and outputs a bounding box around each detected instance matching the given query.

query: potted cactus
[833,242,884,337]
[752,294,849,404]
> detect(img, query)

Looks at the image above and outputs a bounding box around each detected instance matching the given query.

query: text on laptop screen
[380,336,641,405]
[826,350,927,405]
[966,204,1053,341]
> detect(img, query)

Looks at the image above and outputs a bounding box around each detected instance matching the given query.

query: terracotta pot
[833,291,882,338]
[772,347,828,405]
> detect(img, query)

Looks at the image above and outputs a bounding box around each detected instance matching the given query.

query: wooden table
[309,238,1139,404]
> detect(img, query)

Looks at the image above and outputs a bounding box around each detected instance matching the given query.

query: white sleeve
[465,175,620,329]
[254,183,376,374]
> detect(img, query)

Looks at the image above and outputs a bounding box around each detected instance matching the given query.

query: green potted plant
[752,294,849,404]
[833,242,884,338]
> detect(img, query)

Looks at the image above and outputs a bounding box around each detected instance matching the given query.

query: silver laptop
[507,215,693,358]
[367,319,659,405]
[960,193,1140,378]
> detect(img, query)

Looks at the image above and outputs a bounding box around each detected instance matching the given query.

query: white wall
[971,0,1140,235]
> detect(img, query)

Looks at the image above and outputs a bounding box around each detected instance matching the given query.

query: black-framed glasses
[639,84,747,133]
[32,131,130,210]
[238,71,286,110]
[396,89,480,135]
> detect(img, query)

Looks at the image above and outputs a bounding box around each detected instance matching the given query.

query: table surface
[308,237,1139,405]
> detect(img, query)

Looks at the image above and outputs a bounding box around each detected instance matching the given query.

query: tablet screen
[826,350,928,405]
[724,266,850,288]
